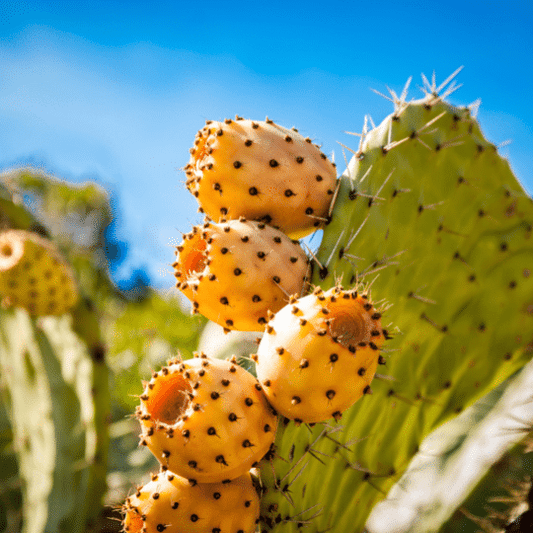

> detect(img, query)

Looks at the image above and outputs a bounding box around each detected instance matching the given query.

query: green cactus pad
[0,309,109,533]
[258,75,533,532]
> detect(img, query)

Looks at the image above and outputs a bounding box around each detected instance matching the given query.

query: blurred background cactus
[1,69,532,533]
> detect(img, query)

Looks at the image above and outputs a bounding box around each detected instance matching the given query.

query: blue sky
[1,1,532,289]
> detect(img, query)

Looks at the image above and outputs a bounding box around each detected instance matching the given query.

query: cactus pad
[257,75,533,532]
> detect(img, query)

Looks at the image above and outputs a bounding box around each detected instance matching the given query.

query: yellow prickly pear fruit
[0,230,78,315]
[256,286,387,423]
[136,355,277,483]
[122,469,260,533]
[173,218,309,332]
[184,117,338,239]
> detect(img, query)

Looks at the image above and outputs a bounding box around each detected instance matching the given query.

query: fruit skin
[136,355,278,483]
[122,469,260,533]
[256,286,385,423]
[0,230,78,315]
[173,218,310,332]
[184,117,338,239]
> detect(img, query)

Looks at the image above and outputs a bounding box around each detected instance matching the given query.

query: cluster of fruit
[121,117,388,533]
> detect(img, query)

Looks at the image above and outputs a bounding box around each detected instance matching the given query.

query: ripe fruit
[184,117,338,239]
[122,469,260,533]
[0,230,78,315]
[136,355,277,483]
[173,218,309,332]
[256,286,386,423]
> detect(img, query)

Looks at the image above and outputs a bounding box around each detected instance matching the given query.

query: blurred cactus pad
[258,71,533,532]
[0,169,205,532]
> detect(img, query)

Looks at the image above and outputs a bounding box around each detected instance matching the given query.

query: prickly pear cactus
[258,72,533,532]
[0,309,109,533]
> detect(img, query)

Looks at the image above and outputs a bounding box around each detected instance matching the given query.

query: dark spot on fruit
[234,268,242,276]
[296,156,304,163]
[249,187,258,195]
[269,159,279,167]
[229,413,237,421]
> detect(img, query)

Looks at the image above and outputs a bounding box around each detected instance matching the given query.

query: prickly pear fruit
[122,469,260,533]
[0,229,78,315]
[184,117,338,239]
[173,218,309,332]
[256,286,386,423]
[136,354,278,483]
